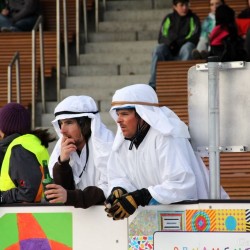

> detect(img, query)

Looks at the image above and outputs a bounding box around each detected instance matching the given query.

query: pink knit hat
[0,103,31,136]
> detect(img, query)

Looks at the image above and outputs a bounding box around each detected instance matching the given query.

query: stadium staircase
[38,0,173,135]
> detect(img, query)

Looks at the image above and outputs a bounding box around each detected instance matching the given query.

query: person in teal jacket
[192,0,225,60]
[0,103,55,204]
[149,0,201,89]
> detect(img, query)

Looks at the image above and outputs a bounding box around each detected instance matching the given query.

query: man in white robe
[47,95,114,208]
[105,84,228,220]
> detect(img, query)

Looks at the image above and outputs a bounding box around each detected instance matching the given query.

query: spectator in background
[0,0,40,32]
[237,0,250,60]
[208,4,247,61]
[0,103,55,204]
[192,0,225,60]
[148,0,201,89]
[46,96,114,208]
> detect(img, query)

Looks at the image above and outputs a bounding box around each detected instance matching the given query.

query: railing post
[63,0,69,76]
[56,0,61,102]
[95,0,99,32]
[82,0,88,43]
[32,15,45,129]
[7,52,21,103]
[76,0,81,64]
[208,56,221,199]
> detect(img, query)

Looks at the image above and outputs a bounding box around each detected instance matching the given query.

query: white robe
[108,128,210,204]
[108,83,229,202]
[48,95,114,198]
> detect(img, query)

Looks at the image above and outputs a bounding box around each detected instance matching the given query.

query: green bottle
[42,160,53,201]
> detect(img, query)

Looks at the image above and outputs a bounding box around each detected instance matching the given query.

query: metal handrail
[76,0,81,63]
[56,0,61,102]
[63,0,69,76]
[83,0,88,42]
[56,0,69,100]
[32,15,45,129]
[94,0,112,32]
[79,0,88,63]
[95,0,99,31]
[7,52,21,103]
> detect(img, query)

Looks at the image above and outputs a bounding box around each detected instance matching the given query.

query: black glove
[107,188,152,220]
[104,187,127,208]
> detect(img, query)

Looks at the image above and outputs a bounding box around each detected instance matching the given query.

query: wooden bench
[156,60,250,200]
[156,60,205,124]
[40,0,78,43]
[40,0,94,42]
[203,153,250,200]
[0,32,57,108]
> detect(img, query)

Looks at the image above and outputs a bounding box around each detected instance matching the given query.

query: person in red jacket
[209,4,247,61]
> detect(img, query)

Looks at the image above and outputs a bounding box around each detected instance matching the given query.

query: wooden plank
[0,31,57,108]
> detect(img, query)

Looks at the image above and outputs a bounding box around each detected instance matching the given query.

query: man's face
[116,109,139,138]
[173,2,189,16]
[59,118,84,149]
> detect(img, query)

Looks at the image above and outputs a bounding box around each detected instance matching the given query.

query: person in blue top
[192,0,225,60]
[149,0,201,89]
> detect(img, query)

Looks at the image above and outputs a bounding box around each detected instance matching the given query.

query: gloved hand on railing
[105,188,152,220]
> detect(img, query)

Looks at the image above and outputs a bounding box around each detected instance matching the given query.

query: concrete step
[64,63,150,76]
[103,9,169,21]
[38,0,168,135]
[120,63,150,75]
[106,0,171,11]
[79,52,151,65]
[84,40,156,53]
[87,32,137,42]
[36,101,57,126]
[41,113,55,128]
[61,76,150,100]
[86,30,158,42]
[65,74,150,89]
[100,112,117,130]
[106,0,152,10]
[98,20,160,32]
[62,65,119,76]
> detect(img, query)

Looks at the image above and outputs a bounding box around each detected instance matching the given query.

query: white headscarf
[49,95,114,187]
[110,83,190,151]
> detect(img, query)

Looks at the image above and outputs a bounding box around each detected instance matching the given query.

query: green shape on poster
[34,213,72,247]
[0,214,18,249]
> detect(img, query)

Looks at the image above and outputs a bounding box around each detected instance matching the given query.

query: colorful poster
[0,212,72,250]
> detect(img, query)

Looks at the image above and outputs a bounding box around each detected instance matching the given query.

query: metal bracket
[196,61,246,71]
[197,145,248,157]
